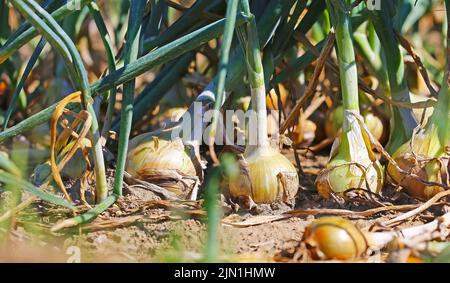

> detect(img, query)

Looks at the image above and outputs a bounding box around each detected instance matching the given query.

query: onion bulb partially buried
[387,125,449,200]
[228,147,299,204]
[126,134,198,199]
[316,110,384,198]
[303,216,368,260]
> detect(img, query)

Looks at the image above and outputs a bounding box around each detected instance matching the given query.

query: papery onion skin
[228,147,299,204]
[316,160,384,198]
[303,216,367,260]
[126,135,196,182]
[387,133,449,200]
[325,106,385,142]
[316,111,385,198]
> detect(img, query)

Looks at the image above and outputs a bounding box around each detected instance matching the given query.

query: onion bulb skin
[228,147,299,204]
[126,134,197,198]
[316,110,384,198]
[387,128,449,200]
[303,216,368,260]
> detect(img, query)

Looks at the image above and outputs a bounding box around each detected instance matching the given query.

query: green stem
[327,0,359,115]
[210,0,239,139]
[87,1,118,141]
[113,0,145,197]
[51,195,118,232]
[12,0,108,203]
[203,0,238,263]
[0,171,75,210]
[238,0,268,149]
[353,25,389,93]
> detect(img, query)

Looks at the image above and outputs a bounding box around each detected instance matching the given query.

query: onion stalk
[387,0,450,199]
[315,0,384,198]
[228,0,299,204]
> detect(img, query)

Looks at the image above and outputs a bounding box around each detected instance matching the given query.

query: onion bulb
[387,125,449,200]
[228,146,299,204]
[126,134,198,199]
[316,110,384,198]
[303,216,368,260]
[317,0,384,198]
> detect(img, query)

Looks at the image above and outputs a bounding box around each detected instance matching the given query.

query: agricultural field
[0,0,449,264]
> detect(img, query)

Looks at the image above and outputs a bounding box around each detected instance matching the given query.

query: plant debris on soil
[1,151,446,263]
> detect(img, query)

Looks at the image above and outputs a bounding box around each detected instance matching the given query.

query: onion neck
[328,0,359,127]
[239,0,269,154]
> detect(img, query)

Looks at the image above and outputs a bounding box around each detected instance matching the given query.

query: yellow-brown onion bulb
[228,146,299,204]
[303,216,368,260]
[126,134,197,198]
[387,126,449,200]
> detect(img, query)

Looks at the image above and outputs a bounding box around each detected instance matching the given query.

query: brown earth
[1,149,446,263]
